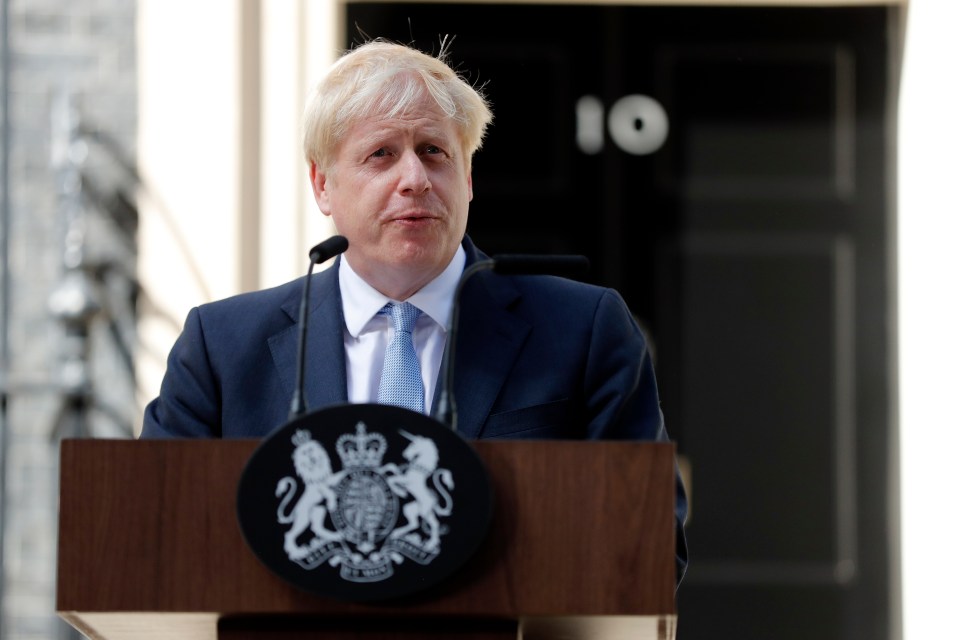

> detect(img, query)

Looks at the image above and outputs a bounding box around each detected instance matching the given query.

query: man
[140,38,687,583]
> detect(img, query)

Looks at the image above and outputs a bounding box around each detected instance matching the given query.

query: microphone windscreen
[309,235,349,264]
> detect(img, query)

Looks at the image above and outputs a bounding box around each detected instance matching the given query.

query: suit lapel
[446,262,530,439]
[268,263,348,415]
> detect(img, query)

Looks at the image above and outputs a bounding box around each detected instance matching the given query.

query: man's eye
[423,145,443,155]
[370,148,388,158]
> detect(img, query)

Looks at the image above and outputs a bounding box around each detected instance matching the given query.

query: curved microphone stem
[434,252,589,432]
[434,259,495,431]
[289,235,349,421]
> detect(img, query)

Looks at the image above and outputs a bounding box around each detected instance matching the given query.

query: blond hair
[302,38,493,172]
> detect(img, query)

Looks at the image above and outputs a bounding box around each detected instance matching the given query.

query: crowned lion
[276,432,345,559]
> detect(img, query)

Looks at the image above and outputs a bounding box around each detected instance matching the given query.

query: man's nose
[397,151,431,194]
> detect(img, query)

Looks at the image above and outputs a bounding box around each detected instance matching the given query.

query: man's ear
[467,172,474,202]
[309,163,332,216]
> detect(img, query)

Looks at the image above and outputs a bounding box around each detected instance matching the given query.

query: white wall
[259,0,342,288]
[136,1,240,414]
[898,1,960,638]
[135,0,338,419]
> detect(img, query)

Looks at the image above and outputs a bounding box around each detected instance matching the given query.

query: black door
[343,4,899,639]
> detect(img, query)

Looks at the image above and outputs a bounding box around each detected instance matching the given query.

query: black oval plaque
[237,403,493,602]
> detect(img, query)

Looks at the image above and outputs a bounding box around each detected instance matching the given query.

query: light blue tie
[377,302,424,413]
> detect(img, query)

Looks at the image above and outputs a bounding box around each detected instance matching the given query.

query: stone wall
[0,1,138,638]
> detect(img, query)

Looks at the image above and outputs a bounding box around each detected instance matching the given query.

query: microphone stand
[434,260,493,433]
[288,235,349,421]
[434,253,590,433]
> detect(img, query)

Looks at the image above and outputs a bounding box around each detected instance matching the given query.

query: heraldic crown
[336,422,387,468]
[290,429,314,447]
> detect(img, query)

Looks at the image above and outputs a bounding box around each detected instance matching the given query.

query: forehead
[348,111,456,142]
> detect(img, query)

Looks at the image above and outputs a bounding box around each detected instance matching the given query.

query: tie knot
[384,302,421,334]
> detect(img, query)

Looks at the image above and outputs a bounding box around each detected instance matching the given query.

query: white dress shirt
[338,246,466,413]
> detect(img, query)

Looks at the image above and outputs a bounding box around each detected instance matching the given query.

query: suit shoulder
[192,276,304,318]
[497,275,633,330]
[513,273,621,305]
[196,263,341,318]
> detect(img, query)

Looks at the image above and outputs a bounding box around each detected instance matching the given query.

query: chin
[395,236,450,260]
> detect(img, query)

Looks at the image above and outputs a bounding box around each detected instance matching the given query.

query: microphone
[434,253,590,431]
[309,235,348,265]
[289,235,349,420]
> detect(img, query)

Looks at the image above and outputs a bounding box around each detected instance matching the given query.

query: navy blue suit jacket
[141,236,688,582]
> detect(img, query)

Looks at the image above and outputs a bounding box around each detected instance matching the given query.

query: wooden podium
[57,439,677,640]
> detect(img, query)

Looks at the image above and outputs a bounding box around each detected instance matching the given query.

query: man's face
[311,95,473,300]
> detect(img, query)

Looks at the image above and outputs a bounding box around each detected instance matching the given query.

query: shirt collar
[340,245,466,337]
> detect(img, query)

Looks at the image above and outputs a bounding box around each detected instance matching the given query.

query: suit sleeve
[140,307,221,438]
[585,288,689,586]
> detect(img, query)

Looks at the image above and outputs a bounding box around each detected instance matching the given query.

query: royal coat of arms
[274,422,455,583]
